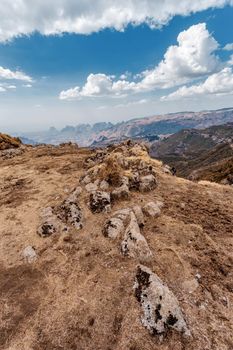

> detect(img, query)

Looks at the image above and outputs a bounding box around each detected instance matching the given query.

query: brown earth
[0,143,232,350]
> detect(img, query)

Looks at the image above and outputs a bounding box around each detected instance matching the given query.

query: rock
[121,212,152,262]
[113,208,131,222]
[22,246,37,263]
[90,191,111,213]
[129,172,140,190]
[143,202,161,218]
[81,174,92,185]
[132,205,145,228]
[37,207,63,237]
[85,183,98,193]
[66,186,82,202]
[103,218,124,239]
[99,180,109,191]
[139,175,157,192]
[58,200,83,230]
[134,265,191,337]
[111,184,130,201]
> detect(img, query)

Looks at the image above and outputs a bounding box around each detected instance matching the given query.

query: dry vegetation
[0,142,232,350]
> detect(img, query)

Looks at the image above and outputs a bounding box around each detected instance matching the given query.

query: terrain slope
[0,141,232,350]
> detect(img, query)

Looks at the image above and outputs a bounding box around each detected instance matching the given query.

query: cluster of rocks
[36,141,190,340]
[0,146,25,159]
[37,186,83,237]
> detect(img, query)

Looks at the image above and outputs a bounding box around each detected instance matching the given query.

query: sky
[0,0,233,132]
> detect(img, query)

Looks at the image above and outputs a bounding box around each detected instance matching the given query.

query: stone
[22,246,37,263]
[143,202,161,218]
[90,191,111,213]
[182,279,199,294]
[85,183,98,193]
[121,212,152,262]
[134,265,191,337]
[111,184,130,201]
[113,208,131,222]
[103,218,124,239]
[99,180,109,191]
[81,174,92,185]
[132,205,145,228]
[37,207,62,237]
[66,186,82,202]
[139,175,157,192]
[58,200,83,230]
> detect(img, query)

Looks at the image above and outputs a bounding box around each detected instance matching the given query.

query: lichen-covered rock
[143,201,161,218]
[111,184,130,201]
[139,175,157,192]
[58,200,83,230]
[57,187,83,229]
[37,207,64,237]
[121,212,152,262]
[90,191,111,213]
[132,205,145,228]
[134,265,191,337]
[103,217,124,239]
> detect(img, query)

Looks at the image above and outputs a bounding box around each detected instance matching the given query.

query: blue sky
[0,1,233,132]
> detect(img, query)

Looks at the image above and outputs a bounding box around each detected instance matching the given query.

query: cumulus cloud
[60,23,221,100]
[138,23,220,89]
[0,0,232,42]
[223,43,233,51]
[0,66,32,82]
[161,67,233,100]
[0,86,6,92]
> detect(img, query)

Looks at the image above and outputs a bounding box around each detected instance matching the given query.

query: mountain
[18,107,233,147]
[150,123,233,184]
[0,139,232,349]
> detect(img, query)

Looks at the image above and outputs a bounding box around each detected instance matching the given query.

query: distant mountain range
[16,107,233,147]
[150,122,233,185]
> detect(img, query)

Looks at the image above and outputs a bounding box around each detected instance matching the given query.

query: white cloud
[23,84,32,88]
[0,86,6,92]
[60,23,221,100]
[161,67,233,100]
[138,23,220,90]
[0,66,32,82]
[7,85,17,89]
[0,0,232,42]
[223,43,233,51]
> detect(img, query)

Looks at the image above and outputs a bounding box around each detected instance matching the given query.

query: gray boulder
[121,212,152,262]
[103,217,124,239]
[143,201,161,218]
[134,265,191,337]
[139,175,157,192]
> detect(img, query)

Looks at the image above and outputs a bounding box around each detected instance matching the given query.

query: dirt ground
[0,144,232,350]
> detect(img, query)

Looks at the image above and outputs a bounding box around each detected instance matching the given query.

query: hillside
[17,107,233,147]
[0,140,233,350]
[0,133,22,150]
[150,123,233,184]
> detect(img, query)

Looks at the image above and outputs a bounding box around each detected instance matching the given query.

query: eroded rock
[90,191,111,213]
[132,205,145,228]
[121,212,152,262]
[139,175,157,192]
[103,218,124,239]
[111,184,130,201]
[143,201,161,218]
[22,246,37,263]
[134,265,191,337]
[37,207,63,237]
[85,183,98,193]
